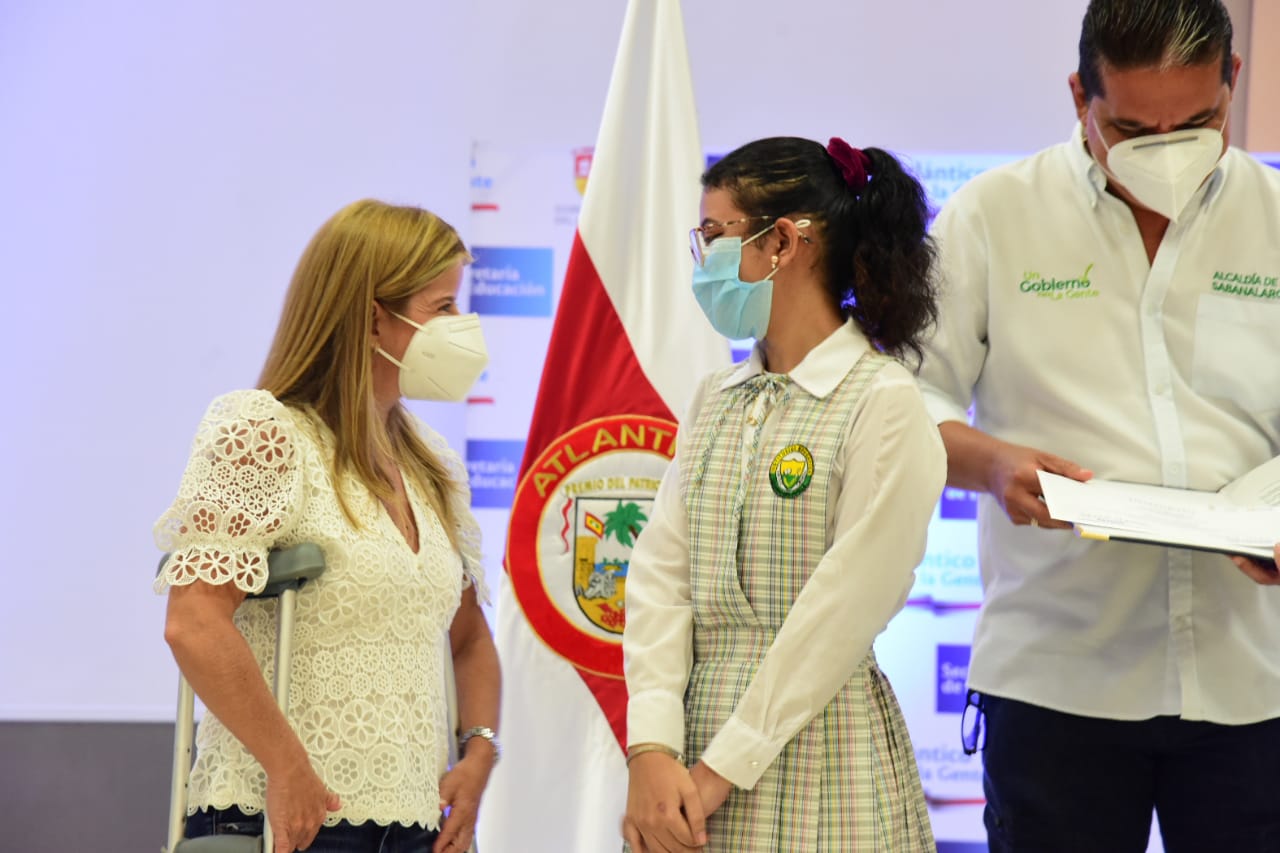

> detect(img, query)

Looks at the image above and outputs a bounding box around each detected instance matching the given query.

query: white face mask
[1091,111,1225,222]
[377,312,488,401]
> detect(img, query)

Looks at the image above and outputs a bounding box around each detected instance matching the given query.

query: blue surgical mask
[691,231,777,340]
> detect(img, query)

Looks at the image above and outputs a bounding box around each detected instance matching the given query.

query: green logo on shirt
[1210,270,1280,299]
[769,444,814,498]
[1019,263,1098,301]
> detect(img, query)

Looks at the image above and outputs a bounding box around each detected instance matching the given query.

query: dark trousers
[980,694,1280,853]
[185,805,441,853]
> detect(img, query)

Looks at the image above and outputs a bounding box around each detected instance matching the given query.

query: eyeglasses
[689,216,813,267]
[689,216,775,267]
[960,689,986,755]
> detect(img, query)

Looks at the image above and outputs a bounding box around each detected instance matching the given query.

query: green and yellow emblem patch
[769,443,814,498]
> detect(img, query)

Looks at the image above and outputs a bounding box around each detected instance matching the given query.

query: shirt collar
[1067,121,1108,204]
[1067,120,1228,212]
[717,320,873,398]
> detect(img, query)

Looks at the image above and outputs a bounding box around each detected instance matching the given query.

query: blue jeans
[978,694,1280,853]
[185,806,441,853]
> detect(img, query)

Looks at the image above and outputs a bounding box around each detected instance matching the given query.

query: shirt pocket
[1191,294,1280,415]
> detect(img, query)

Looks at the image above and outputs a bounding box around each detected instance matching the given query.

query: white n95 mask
[1093,114,1224,222]
[377,312,488,401]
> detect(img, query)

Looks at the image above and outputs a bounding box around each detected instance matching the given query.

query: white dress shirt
[624,322,945,788]
[916,127,1280,723]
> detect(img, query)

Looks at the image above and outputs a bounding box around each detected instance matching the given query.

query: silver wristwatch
[458,725,502,766]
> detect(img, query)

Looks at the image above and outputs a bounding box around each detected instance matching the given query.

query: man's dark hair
[1078,0,1233,100]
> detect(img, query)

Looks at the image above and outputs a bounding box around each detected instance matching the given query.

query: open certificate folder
[1037,456,1280,560]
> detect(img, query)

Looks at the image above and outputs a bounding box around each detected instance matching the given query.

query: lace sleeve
[153,390,305,595]
[415,420,489,605]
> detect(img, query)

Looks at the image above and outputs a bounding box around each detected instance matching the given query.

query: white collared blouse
[155,390,486,829]
[624,322,945,788]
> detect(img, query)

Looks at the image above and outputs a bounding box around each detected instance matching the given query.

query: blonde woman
[156,200,500,853]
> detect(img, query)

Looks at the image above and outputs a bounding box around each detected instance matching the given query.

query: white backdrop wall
[465,0,1094,154]
[1,0,1099,717]
[0,0,473,718]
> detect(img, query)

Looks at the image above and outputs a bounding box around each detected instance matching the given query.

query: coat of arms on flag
[573,497,650,634]
[507,414,674,676]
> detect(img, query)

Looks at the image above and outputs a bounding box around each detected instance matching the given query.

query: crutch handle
[252,543,326,600]
[154,542,327,598]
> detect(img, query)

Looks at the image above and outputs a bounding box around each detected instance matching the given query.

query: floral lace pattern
[154,390,487,829]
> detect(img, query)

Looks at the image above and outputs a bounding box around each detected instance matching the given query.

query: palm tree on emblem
[602,500,648,548]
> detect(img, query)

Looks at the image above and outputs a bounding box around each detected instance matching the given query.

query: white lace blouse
[153,390,486,830]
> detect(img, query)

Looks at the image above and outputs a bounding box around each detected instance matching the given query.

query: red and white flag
[477,1,727,849]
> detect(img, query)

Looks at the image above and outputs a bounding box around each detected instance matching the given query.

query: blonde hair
[258,199,472,536]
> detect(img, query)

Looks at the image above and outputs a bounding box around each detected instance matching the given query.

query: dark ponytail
[703,137,939,365]
[841,147,938,364]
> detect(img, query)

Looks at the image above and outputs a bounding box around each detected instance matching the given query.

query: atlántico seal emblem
[769,443,814,498]
[572,497,650,635]
[507,414,677,677]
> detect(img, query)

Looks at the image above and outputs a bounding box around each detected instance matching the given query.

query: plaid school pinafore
[680,352,934,852]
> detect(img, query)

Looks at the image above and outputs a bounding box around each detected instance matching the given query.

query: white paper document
[1038,456,1280,560]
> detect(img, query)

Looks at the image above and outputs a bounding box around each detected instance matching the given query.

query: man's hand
[987,442,1092,528]
[1231,544,1280,586]
[623,752,707,852]
[937,422,1092,528]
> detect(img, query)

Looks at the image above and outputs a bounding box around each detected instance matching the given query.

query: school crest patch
[769,443,814,498]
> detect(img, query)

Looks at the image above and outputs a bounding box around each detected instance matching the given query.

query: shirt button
[1173,615,1192,630]
[750,760,760,768]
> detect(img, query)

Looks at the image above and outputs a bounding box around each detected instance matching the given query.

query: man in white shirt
[916,1,1280,850]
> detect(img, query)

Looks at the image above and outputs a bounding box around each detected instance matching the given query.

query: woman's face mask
[377,312,489,401]
[690,218,809,341]
[1090,110,1226,222]
[691,227,776,341]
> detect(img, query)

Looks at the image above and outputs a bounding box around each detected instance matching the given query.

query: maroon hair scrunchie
[826,136,872,193]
